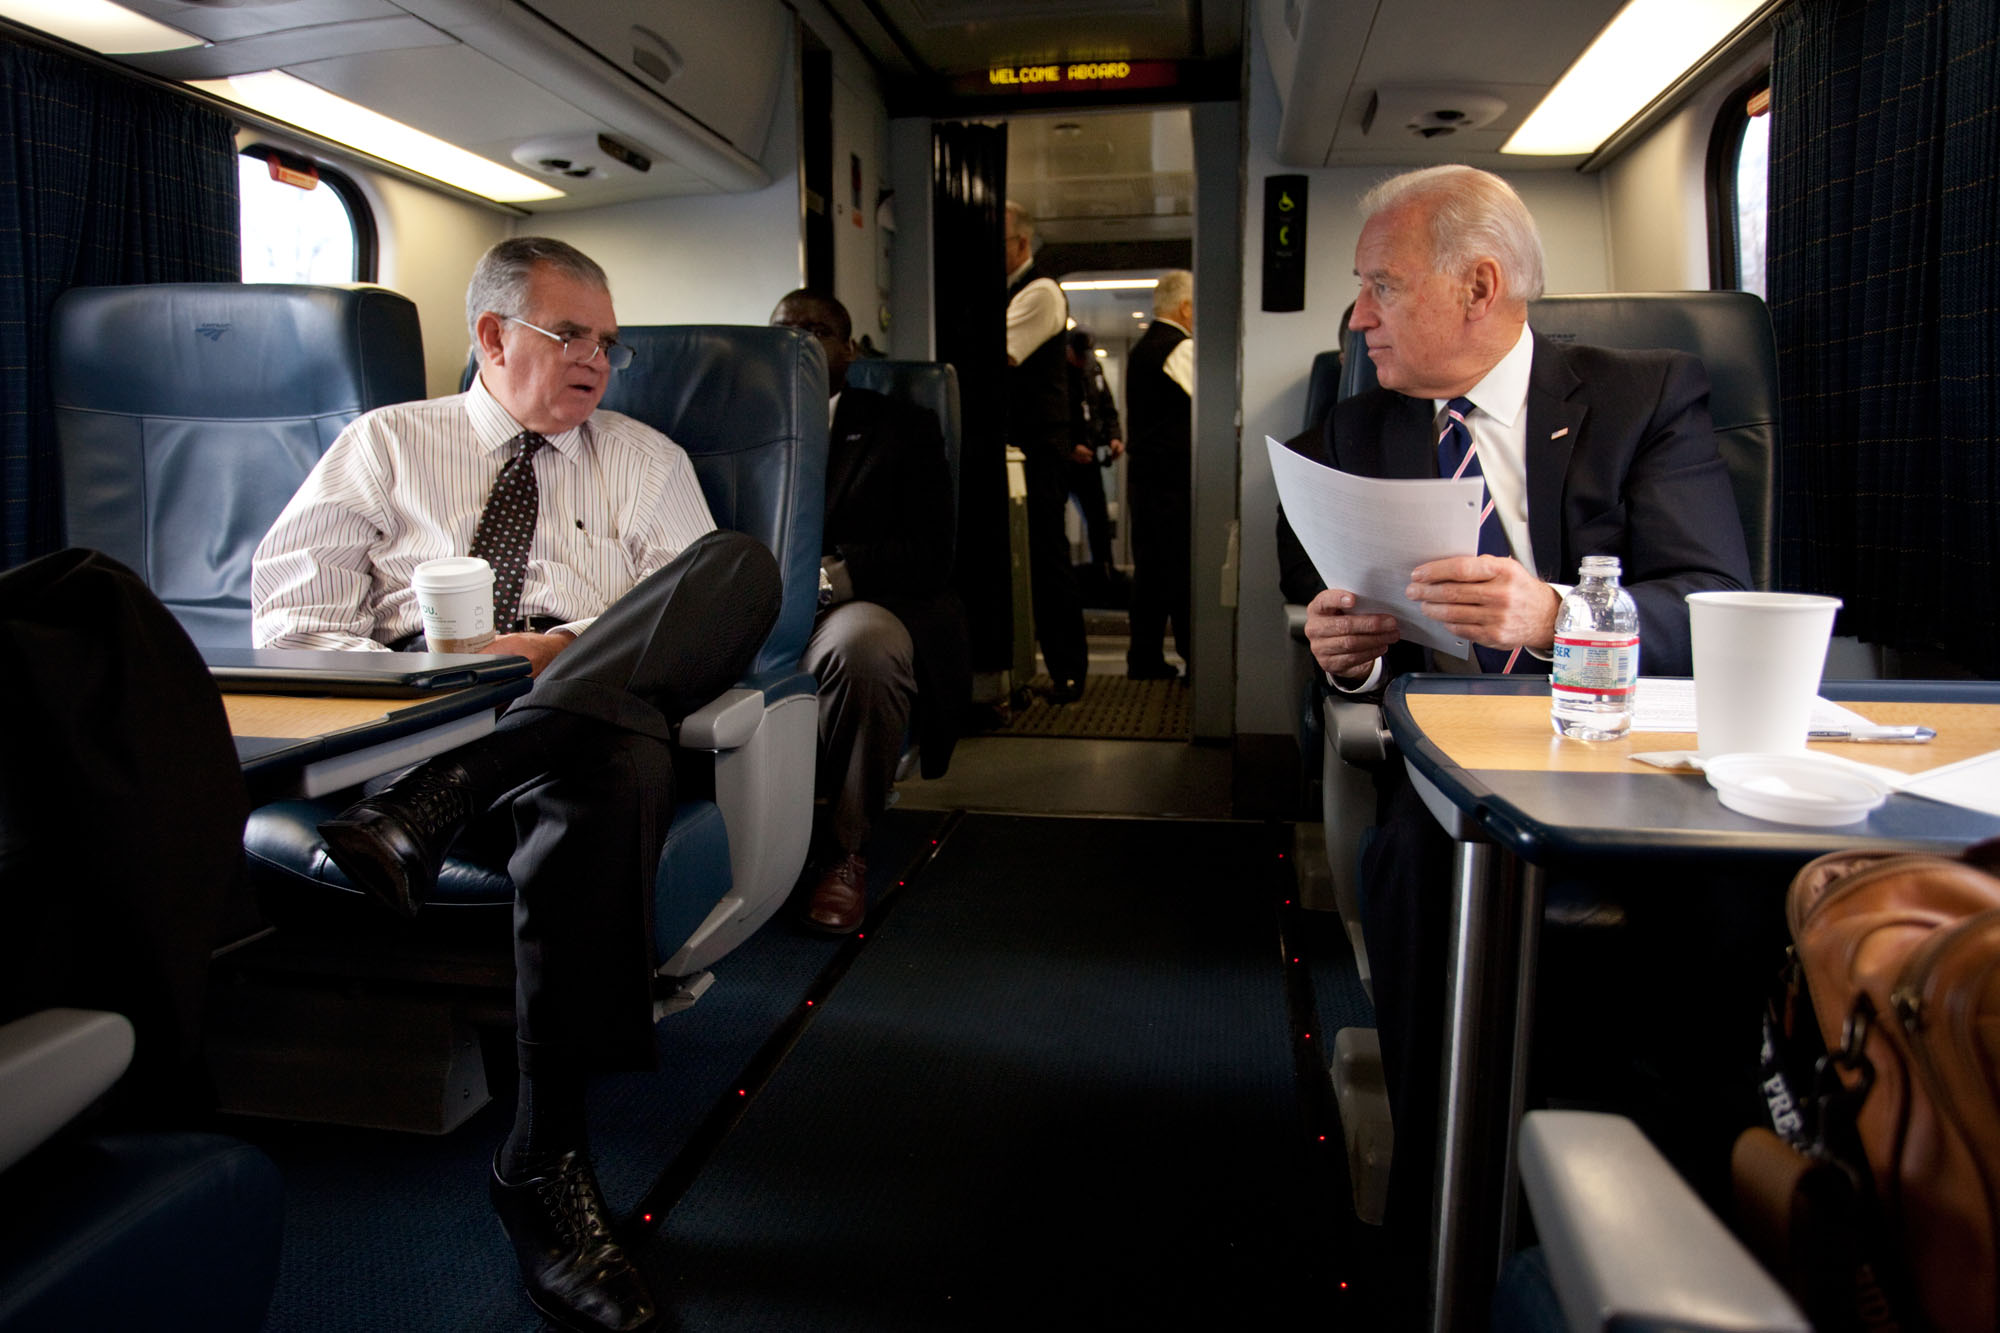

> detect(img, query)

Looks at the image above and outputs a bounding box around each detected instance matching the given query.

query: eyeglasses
[505,316,634,370]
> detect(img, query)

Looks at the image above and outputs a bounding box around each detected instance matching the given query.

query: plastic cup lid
[1702,752,1893,827]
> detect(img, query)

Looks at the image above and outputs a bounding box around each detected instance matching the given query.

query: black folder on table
[205,647,533,698]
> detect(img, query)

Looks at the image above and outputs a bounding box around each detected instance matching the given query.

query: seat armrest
[0,1009,135,1172]
[677,687,766,750]
[1518,1110,1809,1333]
[1325,697,1394,764]
[1285,601,1309,642]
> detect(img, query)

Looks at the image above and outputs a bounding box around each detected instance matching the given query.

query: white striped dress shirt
[251,374,716,650]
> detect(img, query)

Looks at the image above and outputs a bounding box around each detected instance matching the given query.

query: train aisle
[247,809,1380,1331]
[656,813,1371,1330]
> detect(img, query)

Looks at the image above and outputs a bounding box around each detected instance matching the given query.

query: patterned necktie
[468,430,548,633]
[1434,398,1522,673]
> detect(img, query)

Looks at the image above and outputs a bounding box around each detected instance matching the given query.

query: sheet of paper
[1267,436,1481,656]
[1630,678,1875,733]
[1899,749,2000,817]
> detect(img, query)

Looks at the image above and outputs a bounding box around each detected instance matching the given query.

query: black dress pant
[1067,457,1114,570]
[1127,469,1190,669]
[1020,444,1088,685]
[1360,768,1458,1321]
[486,529,781,1075]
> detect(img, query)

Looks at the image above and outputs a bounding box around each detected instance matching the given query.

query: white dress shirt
[1005,258,1067,365]
[1153,315,1196,397]
[251,374,716,650]
[1446,322,1535,570]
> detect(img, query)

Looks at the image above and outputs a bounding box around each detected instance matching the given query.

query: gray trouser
[802,599,917,855]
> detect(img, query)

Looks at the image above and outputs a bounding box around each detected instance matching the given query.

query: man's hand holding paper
[1406,554,1561,653]
[1267,436,1485,660]
[1303,586,1403,678]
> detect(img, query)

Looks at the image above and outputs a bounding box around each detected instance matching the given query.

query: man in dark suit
[1125,269,1195,680]
[1004,201,1089,702]
[1275,165,1752,1318]
[770,291,970,935]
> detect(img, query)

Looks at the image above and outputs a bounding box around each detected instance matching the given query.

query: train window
[238,146,376,283]
[1707,75,1771,298]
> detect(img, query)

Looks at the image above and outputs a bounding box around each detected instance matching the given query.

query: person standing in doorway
[1004,201,1090,703]
[1066,328,1123,605]
[1124,269,1194,681]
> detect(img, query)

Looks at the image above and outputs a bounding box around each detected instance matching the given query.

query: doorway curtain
[1768,0,2000,673]
[0,37,240,568]
[931,120,1011,673]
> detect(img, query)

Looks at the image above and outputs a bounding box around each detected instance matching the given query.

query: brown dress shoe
[803,853,867,934]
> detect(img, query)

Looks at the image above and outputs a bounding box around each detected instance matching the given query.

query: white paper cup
[411,556,495,653]
[1686,591,1842,756]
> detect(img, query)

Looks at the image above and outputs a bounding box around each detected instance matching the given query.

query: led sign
[967,60,1181,96]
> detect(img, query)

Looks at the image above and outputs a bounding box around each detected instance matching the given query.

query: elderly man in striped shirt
[252,236,777,1333]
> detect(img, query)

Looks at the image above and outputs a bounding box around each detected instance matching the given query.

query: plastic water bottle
[1550,555,1640,740]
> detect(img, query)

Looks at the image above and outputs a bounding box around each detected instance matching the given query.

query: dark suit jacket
[826,386,970,776]
[1276,331,1752,675]
[0,548,256,1121]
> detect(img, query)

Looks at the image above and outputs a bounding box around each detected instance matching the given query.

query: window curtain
[931,121,1011,672]
[0,37,240,569]
[1768,0,2000,674]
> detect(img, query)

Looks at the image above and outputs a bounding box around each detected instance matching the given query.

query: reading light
[0,0,201,53]
[1502,0,1767,155]
[1060,278,1160,291]
[191,71,564,204]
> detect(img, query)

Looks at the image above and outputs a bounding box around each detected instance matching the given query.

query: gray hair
[1004,200,1035,245]
[1359,166,1545,303]
[1153,269,1193,316]
[465,237,611,350]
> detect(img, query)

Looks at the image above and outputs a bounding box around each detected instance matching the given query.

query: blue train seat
[0,1009,283,1333]
[50,283,427,649]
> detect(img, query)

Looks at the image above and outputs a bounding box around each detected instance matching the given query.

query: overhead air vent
[511,133,653,182]
[1361,85,1509,140]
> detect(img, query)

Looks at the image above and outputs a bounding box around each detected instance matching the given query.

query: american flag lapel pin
[1551,427,1569,440]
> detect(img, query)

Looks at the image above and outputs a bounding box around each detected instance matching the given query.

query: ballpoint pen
[1807,725,1936,743]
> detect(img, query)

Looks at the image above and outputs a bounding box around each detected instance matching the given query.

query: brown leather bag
[1785,837,2000,1333]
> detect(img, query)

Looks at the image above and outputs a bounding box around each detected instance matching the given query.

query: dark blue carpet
[241,810,1379,1331]
[653,815,1369,1330]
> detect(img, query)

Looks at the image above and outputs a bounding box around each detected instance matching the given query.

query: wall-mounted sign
[1262,175,1307,313]
[956,60,1184,97]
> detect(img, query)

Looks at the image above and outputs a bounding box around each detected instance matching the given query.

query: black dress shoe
[1125,660,1180,681]
[491,1150,660,1333]
[317,758,482,917]
[1044,677,1086,705]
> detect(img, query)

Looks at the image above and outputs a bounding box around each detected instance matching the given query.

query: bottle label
[1551,631,1639,697]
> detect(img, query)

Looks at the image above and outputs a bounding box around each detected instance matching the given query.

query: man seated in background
[254,235,780,1333]
[770,290,970,935]
[1275,165,1752,1319]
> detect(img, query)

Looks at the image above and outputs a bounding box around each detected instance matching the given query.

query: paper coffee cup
[411,556,495,653]
[1687,591,1842,756]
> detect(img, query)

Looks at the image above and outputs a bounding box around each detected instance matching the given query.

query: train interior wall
[238,7,1817,757]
